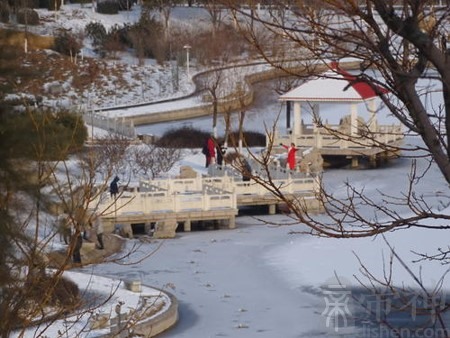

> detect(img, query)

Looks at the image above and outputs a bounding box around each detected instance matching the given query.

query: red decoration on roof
[330,61,389,99]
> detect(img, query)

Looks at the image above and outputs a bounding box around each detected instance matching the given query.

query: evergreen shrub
[17,8,40,25]
[46,0,62,11]
[0,2,10,23]
[157,126,210,148]
[54,30,82,56]
[85,21,107,50]
[156,126,266,149]
[118,0,134,11]
[68,0,90,4]
[97,1,119,14]
[2,109,87,160]
[22,0,40,8]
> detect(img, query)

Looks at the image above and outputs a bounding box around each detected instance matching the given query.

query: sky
[10,3,450,337]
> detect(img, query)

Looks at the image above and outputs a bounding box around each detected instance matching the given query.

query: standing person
[92,213,104,250]
[72,231,83,265]
[110,176,119,198]
[202,137,209,167]
[281,142,299,170]
[240,157,252,181]
[216,142,226,166]
[203,135,216,168]
[57,210,72,245]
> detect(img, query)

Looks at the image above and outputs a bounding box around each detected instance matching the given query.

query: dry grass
[47,234,125,269]
[4,45,136,106]
[0,27,147,107]
[0,28,54,50]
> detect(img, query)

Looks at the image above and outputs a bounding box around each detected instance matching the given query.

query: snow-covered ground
[13,4,200,110]
[8,3,450,337]
[16,133,450,338]
[88,135,450,338]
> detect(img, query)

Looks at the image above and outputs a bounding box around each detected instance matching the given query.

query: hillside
[1,4,196,110]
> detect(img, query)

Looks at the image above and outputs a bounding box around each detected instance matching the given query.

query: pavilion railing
[272,123,404,150]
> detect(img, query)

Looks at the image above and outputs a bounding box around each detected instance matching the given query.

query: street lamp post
[90,97,95,139]
[183,44,191,78]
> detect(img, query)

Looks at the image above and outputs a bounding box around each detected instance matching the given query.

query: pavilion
[272,62,404,168]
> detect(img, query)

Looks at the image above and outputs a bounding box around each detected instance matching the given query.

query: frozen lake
[80,136,450,338]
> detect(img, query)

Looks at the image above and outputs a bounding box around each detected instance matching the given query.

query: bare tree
[214,0,450,337]
[199,0,226,38]
[217,0,450,333]
[142,0,182,41]
[220,0,450,236]
[130,142,182,179]
[200,68,225,137]
[0,115,84,336]
[0,106,159,336]
[93,133,132,178]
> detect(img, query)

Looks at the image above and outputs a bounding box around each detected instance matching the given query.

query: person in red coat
[204,135,216,168]
[281,142,299,170]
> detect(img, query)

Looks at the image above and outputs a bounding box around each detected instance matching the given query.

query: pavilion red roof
[280,62,389,103]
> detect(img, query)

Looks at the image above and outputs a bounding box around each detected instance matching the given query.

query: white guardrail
[98,188,236,216]
[204,175,318,196]
[94,166,320,217]
[274,124,403,150]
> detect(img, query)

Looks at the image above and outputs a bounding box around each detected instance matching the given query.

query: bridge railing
[204,174,319,197]
[97,187,236,217]
[208,160,314,181]
[207,165,242,179]
[94,166,318,217]
[141,178,204,193]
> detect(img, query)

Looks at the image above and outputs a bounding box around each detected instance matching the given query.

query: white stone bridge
[95,163,321,237]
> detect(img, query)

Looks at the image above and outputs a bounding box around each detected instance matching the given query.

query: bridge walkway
[94,163,322,237]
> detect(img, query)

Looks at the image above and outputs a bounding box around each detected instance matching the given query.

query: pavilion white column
[312,103,320,132]
[367,99,377,132]
[350,103,358,136]
[293,102,301,137]
[313,103,321,148]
